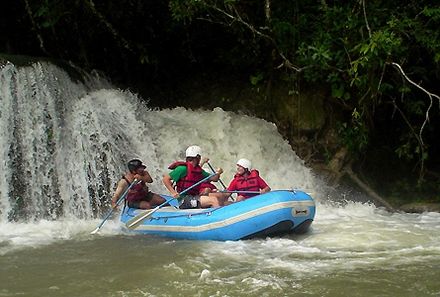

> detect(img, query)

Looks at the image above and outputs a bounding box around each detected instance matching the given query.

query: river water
[0,62,439,297]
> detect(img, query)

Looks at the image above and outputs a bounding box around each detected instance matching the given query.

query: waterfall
[0,61,318,222]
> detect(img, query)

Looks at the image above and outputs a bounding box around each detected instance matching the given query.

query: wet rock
[399,202,440,213]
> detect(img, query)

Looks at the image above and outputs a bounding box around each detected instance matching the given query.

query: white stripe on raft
[131,200,314,233]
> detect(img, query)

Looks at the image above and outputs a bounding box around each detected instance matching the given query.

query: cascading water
[1,61,439,297]
[0,63,99,221]
[0,61,318,223]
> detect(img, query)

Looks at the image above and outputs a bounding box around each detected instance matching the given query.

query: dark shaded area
[1,1,439,205]
[242,220,294,240]
[1,1,258,107]
[362,96,440,204]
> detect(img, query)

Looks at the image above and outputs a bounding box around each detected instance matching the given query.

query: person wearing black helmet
[111,159,165,209]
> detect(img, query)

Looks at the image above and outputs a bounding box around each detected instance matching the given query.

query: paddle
[219,190,261,194]
[91,179,139,234]
[206,161,236,203]
[207,162,227,190]
[125,173,216,230]
[220,189,315,196]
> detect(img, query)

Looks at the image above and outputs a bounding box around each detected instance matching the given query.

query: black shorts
[179,195,201,209]
[127,191,154,208]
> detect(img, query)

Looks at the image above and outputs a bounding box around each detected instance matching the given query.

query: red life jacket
[123,175,149,202]
[199,182,217,192]
[168,161,204,195]
[232,170,261,198]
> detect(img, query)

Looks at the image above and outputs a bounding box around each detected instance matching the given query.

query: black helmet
[127,159,146,172]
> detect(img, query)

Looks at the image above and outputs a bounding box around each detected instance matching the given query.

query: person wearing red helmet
[111,159,165,209]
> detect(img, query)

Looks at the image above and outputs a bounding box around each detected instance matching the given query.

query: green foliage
[250,73,264,86]
[337,109,369,154]
[169,0,205,21]
[298,42,332,66]
[272,19,297,53]
[33,0,69,28]
[165,1,439,182]
[395,133,428,162]
[403,98,426,116]
[419,7,440,56]
[328,73,351,101]
[349,29,402,91]
[5,0,439,188]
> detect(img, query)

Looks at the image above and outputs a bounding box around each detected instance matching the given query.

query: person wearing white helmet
[226,158,271,202]
[163,145,225,209]
[111,158,166,209]
[236,158,252,171]
[185,145,202,158]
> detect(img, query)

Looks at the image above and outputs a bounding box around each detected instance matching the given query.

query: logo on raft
[291,208,309,217]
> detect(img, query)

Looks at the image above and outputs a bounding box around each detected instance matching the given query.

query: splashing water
[0,62,439,297]
[0,61,316,223]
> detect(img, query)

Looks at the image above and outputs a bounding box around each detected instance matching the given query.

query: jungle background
[1,0,439,211]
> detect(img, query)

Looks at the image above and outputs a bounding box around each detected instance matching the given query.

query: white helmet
[237,158,252,170]
[186,145,202,157]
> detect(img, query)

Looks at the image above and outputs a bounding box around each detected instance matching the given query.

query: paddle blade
[125,207,158,230]
[167,198,179,208]
[90,227,100,235]
[90,179,139,234]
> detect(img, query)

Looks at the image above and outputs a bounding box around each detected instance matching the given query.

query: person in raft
[226,158,271,202]
[162,145,224,209]
[111,159,165,209]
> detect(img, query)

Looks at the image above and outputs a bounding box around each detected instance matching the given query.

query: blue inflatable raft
[120,190,316,241]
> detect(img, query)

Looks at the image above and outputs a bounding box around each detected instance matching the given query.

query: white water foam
[1,61,440,263]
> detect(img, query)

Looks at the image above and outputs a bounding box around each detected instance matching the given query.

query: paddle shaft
[221,189,314,196]
[126,173,216,229]
[126,197,174,229]
[206,161,236,202]
[207,162,227,189]
[91,179,138,234]
[220,190,261,194]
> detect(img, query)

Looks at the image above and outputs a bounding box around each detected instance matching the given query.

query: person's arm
[220,178,237,200]
[139,169,153,183]
[111,179,128,208]
[163,174,179,198]
[200,157,210,167]
[207,168,223,182]
[227,178,237,191]
[163,167,186,198]
[261,186,271,193]
[258,176,271,193]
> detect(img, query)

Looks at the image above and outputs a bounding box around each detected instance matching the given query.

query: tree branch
[361,0,372,39]
[23,0,48,54]
[389,62,440,147]
[205,3,306,73]
[344,165,395,212]
[83,0,133,53]
[390,98,426,178]
[265,0,271,23]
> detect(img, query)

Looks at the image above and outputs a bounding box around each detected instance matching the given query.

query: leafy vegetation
[1,0,439,203]
[168,1,439,187]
